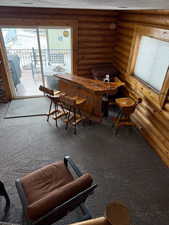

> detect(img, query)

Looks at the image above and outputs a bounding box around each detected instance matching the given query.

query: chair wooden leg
[66,106,71,130]
[112,110,121,128]
[47,100,52,122]
[114,111,123,135]
[74,107,77,135]
[55,103,58,127]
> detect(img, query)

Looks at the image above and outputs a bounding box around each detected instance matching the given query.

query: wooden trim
[0,34,12,100]
[0,6,118,17]
[127,25,140,74]
[127,25,169,108]
[159,68,169,108]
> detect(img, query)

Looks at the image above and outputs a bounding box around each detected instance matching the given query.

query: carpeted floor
[0,102,169,225]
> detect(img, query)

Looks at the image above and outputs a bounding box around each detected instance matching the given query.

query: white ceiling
[0,0,169,10]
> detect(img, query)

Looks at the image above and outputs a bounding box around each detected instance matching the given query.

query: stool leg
[66,106,71,130]
[55,103,58,127]
[112,110,121,128]
[47,99,52,122]
[74,107,77,135]
[114,111,123,135]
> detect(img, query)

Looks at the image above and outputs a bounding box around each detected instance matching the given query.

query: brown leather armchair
[16,156,97,225]
[70,202,131,225]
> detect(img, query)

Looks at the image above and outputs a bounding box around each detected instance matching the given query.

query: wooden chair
[70,201,130,225]
[60,95,86,134]
[113,97,142,135]
[39,85,67,126]
[15,156,97,225]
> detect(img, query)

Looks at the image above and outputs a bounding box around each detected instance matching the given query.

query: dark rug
[4,97,50,119]
[0,103,169,225]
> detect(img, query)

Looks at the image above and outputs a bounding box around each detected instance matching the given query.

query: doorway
[1,27,72,98]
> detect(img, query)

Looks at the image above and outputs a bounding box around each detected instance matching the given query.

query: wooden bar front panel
[59,79,103,122]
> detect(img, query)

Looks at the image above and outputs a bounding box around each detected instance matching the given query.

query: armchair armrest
[64,156,83,177]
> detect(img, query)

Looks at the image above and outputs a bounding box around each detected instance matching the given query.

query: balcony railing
[7,48,72,69]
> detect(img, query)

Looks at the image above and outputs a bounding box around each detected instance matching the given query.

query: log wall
[0,7,118,101]
[113,10,169,166]
[0,7,169,166]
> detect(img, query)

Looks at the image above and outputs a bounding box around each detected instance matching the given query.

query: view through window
[1,27,72,97]
[134,36,169,92]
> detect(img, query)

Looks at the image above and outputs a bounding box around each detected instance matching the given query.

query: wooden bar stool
[60,95,86,134]
[113,97,142,135]
[39,85,67,126]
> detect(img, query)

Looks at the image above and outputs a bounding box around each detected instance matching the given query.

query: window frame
[128,25,169,108]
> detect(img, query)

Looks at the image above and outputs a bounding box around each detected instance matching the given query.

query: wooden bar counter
[54,74,125,122]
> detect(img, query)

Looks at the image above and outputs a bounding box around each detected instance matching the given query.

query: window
[128,25,169,108]
[134,36,169,92]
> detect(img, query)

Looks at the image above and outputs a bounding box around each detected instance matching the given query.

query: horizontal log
[79,22,114,30]
[79,47,113,55]
[117,21,135,29]
[77,71,90,76]
[0,18,78,27]
[134,109,169,146]
[79,36,115,42]
[79,42,114,48]
[125,84,169,132]
[124,75,159,105]
[78,16,117,22]
[114,40,131,52]
[114,46,130,58]
[132,114,169,167]
[79,29,115,36]
[115,35,133,46]
[113,51,129,65]
[137,104,169,142]
[116,28,134,38]
[79,58,113,65]
[113,58,127,72]
[79,53,114,60]
[0,7,118,17]
[78,64,99,70]
[120,13,169,27]
[122,10,169,15]
[134,110,169,154]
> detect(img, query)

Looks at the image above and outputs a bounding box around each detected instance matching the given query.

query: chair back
[39,85,54,96]
[123,98,142,115]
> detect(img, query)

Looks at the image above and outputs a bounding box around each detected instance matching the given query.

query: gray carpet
[4,97,50,119]
[0,103,169,225]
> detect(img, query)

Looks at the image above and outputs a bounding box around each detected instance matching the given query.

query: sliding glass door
[38,28,72,90]
[0,27,72,98]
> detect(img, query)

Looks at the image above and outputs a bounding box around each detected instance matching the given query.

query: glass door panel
[1,28,44,97]
[39,28,72,90]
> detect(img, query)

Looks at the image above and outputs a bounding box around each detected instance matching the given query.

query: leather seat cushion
[21,161,74,204]
[27,173,93,220]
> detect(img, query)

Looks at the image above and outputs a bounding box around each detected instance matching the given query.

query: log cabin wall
[113,10,169,167]
[0,7,118,101]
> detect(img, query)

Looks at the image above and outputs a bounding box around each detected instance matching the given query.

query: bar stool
[113,97,142,135]
[39,85,66,126]
[60,95,86,134]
